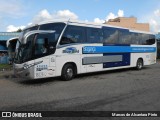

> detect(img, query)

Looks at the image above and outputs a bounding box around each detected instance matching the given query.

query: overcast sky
[0,0,160,33]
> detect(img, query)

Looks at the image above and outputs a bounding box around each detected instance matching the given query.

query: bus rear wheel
[136,59,143,70]
[61,64,74,81]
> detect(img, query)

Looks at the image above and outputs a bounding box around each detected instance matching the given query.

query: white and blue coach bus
[13,20,156,80]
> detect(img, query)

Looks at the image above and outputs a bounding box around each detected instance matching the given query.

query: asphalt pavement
[0,61,160,120]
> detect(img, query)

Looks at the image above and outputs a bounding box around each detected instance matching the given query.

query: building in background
[0,32,20,64]
[105,17,150,32]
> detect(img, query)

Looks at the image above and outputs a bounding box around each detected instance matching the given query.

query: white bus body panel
[14,43,156,79]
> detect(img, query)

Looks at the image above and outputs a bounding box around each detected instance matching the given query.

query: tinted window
[141,34,150,45]
[23,26,39,34]
[35,37,48,56]
[103,27,119,44]
[19,34,34,63]
[34,33,56,57]
[130,32,136,44]
[131,33,155,45]
[134,33,141,44]
[148,35,155,45]
[119,29,131,44]
[39,23,65,42]
[20,26,39,43]
[86,28,103,43]
[60,25,86,45]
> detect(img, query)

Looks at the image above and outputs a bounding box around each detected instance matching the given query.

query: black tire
[136,59,143,70]
[61,64,74,81]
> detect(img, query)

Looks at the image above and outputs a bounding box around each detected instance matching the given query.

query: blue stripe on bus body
[103,53,130,68]
[82,46,156,54]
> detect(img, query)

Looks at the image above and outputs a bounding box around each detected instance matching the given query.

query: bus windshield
[14,23,65,64]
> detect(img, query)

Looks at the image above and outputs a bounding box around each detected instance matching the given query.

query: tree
[17,28,22,32]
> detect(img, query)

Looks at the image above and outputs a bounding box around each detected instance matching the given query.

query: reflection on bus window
[35,38,47,55]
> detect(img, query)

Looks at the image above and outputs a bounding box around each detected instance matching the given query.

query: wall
[105,17,150,32]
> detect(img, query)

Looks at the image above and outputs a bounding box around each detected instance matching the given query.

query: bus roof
[24,19,155,35]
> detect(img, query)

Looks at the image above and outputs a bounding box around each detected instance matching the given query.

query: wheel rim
[138,62,142,69]
[66,68,73,78]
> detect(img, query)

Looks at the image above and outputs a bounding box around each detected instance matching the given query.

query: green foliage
[0,64,12,70]
[17,28,22,32]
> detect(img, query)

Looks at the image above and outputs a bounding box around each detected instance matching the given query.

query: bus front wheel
[61,64,74,81]
[136,59,143,70]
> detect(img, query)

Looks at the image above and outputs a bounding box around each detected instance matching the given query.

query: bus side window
[86,28,103,43]
[35,38,47,55]
[60,25,86,45]
[148,35,155,45]
[34,34,51,57]
[103,28,119,44]
[119,29,131,44]
[135,33,141,45]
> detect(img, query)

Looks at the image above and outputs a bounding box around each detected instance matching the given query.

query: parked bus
[13,20,157,80]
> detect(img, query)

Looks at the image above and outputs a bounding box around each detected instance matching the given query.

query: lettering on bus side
[63,47,79,54]
[36,65,48,71]
[131,47,156,52]
[83,46,96,53]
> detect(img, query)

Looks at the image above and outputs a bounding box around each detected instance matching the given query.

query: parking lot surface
[0,62,160,119]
